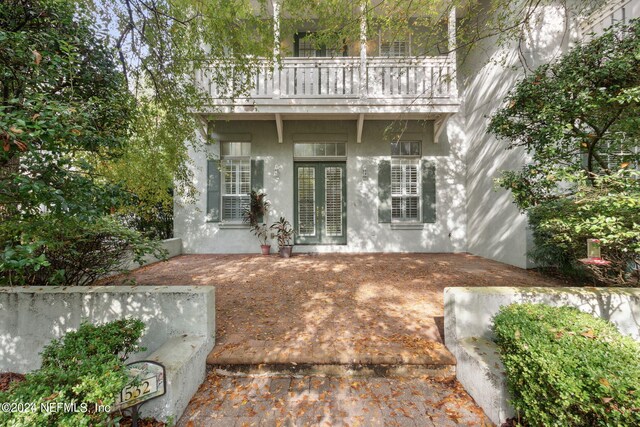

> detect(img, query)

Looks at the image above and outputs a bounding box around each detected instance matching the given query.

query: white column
[359,1,368,99]
[273,0,281,99]
[273,0,281,59]
[448,6,458,98]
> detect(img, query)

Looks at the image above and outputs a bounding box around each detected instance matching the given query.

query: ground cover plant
[493,303,640,426]
[489,19,640,284]
[0,319,145,427]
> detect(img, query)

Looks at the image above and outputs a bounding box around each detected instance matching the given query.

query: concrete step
[208,363,455,380]
[207,340,456,366]
[206,339,456,379]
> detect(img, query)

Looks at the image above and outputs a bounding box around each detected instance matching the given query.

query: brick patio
[109,252,563,425]
[114,253,562,368]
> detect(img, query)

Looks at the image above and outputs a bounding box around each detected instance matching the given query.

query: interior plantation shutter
[207,159,221,222]
[378,160,392,223]
[421,160,436,223]
[250,159,264,222]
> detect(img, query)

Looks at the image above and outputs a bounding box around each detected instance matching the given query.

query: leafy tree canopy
[0,0,161,286]
[489,19,640,210]
[0,0,134,219]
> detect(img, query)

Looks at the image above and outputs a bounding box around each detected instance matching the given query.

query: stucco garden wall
[0,286,215,421]
[174,119,467,254]
[122,237,182,271]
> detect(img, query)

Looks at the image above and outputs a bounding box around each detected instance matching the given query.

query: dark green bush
[493,303,640,426]
[0,215,166,286]
[0,319,145,427]
[527,172,640,286]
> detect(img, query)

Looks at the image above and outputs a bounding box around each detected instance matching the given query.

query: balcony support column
[272,0,281,99]
[357,113,364,144]
[448,6,458,98]
[359,1,368,99]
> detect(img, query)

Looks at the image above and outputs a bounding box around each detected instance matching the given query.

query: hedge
[493,303,640,426]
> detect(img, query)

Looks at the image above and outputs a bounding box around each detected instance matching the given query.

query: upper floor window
[381,40,408,57]
[379,31,410,57]
[391,141,420,222]
[294,32,348,57]
[221,142,251,221]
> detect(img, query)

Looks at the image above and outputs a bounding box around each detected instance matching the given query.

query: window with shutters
[391,141,420,222]
[221,142,251,221]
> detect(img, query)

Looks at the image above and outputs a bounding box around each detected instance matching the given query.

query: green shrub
[528,172,640,286]
[493,303,640,427]
[0,319,145,427]
[0,215,166,286]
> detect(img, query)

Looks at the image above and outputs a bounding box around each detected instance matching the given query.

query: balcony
[194,56,459,117]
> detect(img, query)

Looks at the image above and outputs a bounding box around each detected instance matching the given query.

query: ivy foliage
[0,319,145,427]
[493,304,640,427]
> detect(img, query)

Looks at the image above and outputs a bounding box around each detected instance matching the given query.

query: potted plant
[251,223,274,255]
[243,191,270,227]
[270,217,294,258]
[243,191,271,254]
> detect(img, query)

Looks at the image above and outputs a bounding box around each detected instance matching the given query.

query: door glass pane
[325,167,343,237]
[297,167,316,236]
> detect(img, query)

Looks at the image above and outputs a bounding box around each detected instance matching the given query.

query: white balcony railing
[195,56,457,103]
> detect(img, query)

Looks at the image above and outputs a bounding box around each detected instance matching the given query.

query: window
[294,32,348,57]
[294,142,346,158]
[221,142,251,221]
[379,31,410,57]
[381,40,408,57]
[391,141,420,222]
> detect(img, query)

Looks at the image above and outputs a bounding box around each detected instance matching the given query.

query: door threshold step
[207,363,455,380]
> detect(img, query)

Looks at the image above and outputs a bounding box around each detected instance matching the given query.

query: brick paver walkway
[177,371,492,426]
[113,253,562,368]
[109,253,563,426]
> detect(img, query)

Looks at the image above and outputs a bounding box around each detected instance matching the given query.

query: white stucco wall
[461,3,581,268]
[174,119,467,254]
[581,0,640,39]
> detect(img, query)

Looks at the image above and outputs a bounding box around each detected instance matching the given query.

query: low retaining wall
[124,237,182,271]
[0,285,214,422]
[444,286,640,425]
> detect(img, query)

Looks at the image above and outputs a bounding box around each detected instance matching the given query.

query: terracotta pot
[279,246,293,258]
[260,245,271,255]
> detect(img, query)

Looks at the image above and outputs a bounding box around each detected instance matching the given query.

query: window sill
[390,223,424,230]
[219,222,250,229]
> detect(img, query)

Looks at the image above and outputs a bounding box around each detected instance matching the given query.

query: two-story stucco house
[174,0,639,268]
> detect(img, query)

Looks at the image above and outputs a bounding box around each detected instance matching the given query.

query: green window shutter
[378,160,391,223]
[207,160,221,222]
[251,159,265,223]
[421,160,436,223]
[251,159,264,192]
